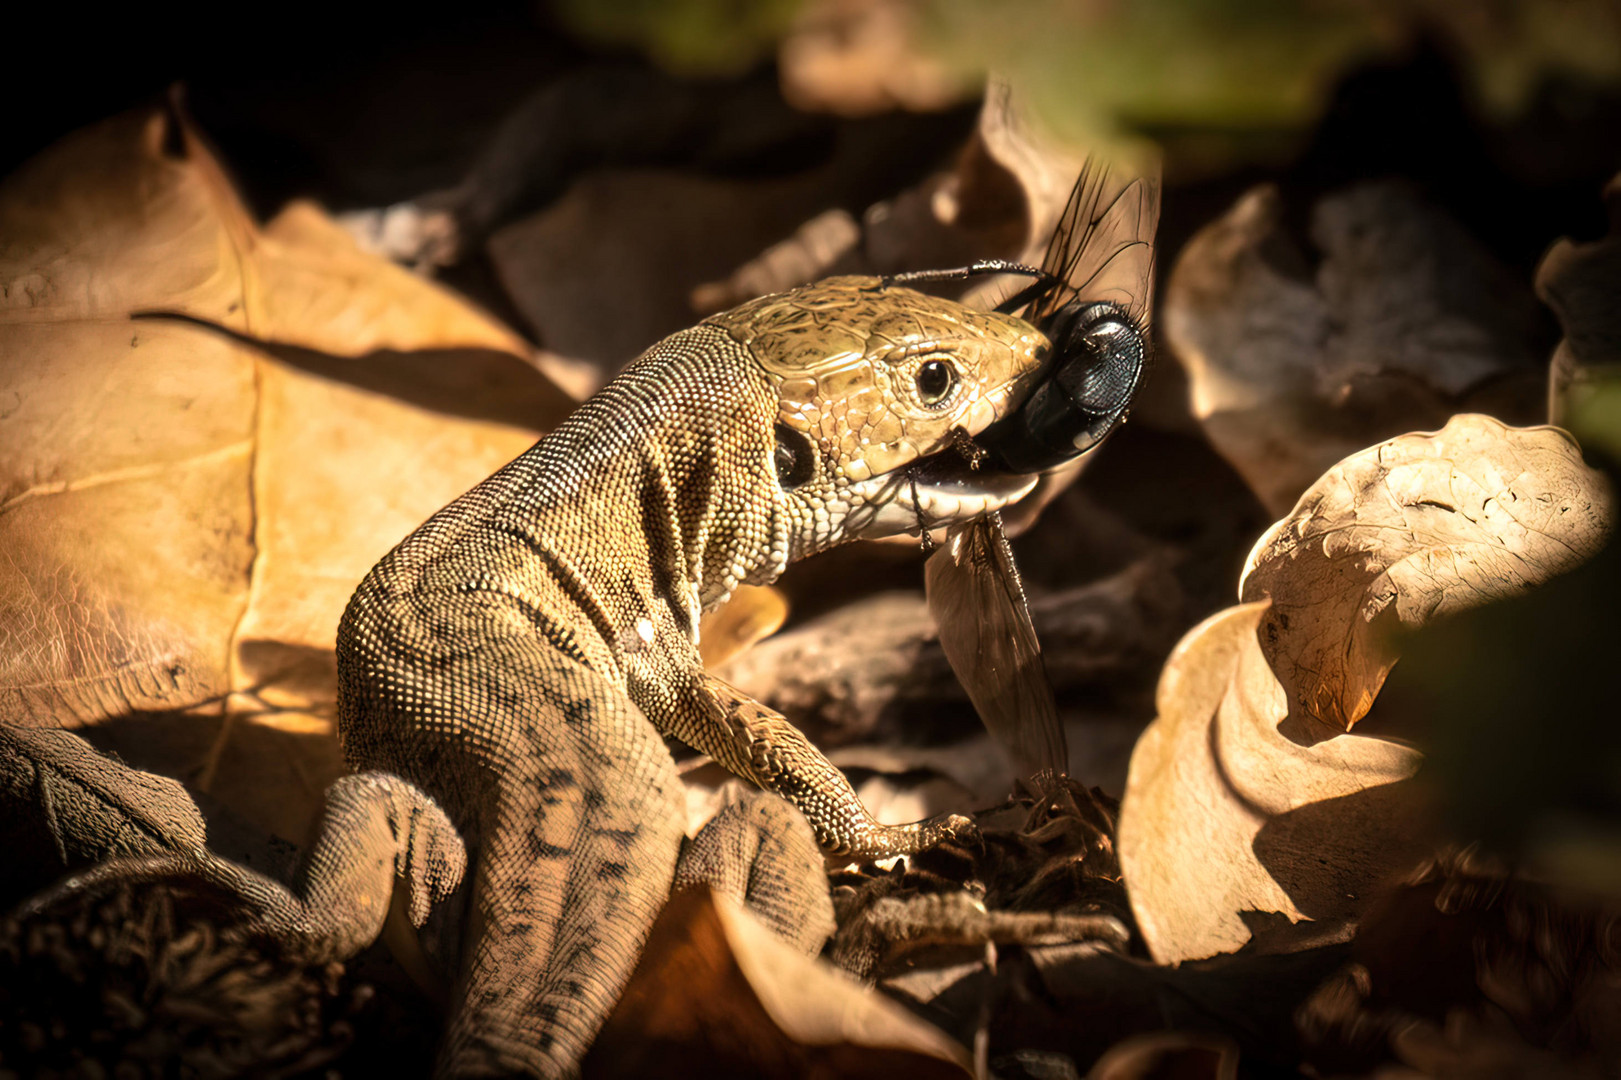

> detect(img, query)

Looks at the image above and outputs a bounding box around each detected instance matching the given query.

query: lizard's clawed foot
[920,811,981,852]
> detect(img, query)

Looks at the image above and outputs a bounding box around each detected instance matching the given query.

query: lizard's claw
[922,812,981,852]
[404,811,468,927]
[387,782,467,927]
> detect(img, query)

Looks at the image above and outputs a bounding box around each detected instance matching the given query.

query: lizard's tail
[432,669,686,1079]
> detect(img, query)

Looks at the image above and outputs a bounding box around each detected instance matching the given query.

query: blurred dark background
[10,0,1621,294]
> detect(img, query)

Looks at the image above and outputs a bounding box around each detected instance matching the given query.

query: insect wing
[925,514,1068,784]
[1026,156,1161,329]
[926,159,1157,787]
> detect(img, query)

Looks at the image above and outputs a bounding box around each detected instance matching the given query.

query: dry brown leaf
[1165,183,1546,515]
[697,583,789,668]
[0,105,570,842]
[587,885,972,1079]
[1118,415,1612,965]
[1,109,259,728]
[1240,414,1613,738]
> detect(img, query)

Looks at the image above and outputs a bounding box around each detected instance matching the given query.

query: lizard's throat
[632,441,789,625]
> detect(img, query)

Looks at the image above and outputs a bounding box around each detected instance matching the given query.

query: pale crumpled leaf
[1118,415,1613,965]
[1165,182,1546,515]
[0,105,571,842]
[588,886,972,1079]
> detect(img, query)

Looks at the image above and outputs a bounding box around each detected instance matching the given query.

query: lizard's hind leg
[674,789,836,955]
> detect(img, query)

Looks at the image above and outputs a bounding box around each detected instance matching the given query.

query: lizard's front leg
[680,674,976,860]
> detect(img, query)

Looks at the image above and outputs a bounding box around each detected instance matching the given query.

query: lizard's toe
[926,813,981,851]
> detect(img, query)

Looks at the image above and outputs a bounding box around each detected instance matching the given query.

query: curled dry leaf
[1241,414,1614,739]
[1119,415,1613,964]
[587,886,972,1079]
[1119,603,1428,965]
[1165,182,1546,515]
[0,105,570,842]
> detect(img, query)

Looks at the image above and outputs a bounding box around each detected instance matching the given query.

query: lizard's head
[707,275,1050,557]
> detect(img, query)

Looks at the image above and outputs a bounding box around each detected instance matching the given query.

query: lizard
[331,274,1053,1076]
[14,274,1055,1077]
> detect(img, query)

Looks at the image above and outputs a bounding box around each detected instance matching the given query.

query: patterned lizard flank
[335,276,1051,1076]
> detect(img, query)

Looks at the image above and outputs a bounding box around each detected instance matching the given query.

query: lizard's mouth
[908,449,1039,525]
[850,440,1039,540]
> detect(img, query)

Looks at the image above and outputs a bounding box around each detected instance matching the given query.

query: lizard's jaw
[845,455,1039,540]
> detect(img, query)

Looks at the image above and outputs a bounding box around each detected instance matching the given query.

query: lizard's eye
[916,359,957,407]
[773,422,816,489]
